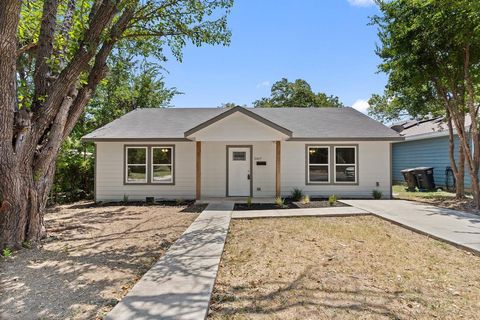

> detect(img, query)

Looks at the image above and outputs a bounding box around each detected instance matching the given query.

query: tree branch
[17,42,38,57]
[63,6,137,138]
[32,0,59,112]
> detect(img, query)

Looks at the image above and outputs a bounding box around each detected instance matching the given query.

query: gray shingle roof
[82,107,402,141]
[392,115,472,138]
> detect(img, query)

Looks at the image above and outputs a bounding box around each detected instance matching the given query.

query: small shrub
[246,196,252,207]
[2,248,12,258]
[328,194,337,206]
[291,188,304,201]
[176,198,186,205]
[275,196,285,207]
[123,194,129,203]
[372,189,383,199]
[302,194,310,204]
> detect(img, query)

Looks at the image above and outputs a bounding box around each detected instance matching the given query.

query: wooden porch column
[196,141,201,200]
[275,141,281,197]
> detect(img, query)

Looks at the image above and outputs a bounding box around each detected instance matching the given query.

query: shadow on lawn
[0,205,197,320]
[210,267,414,319]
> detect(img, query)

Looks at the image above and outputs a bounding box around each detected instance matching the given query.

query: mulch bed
[63,200,207,213]
[234,199,349,211]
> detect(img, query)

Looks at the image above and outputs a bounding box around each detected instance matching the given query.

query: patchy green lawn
[392,184,479,215]
[392,184,457,200]
[209,216,480,319]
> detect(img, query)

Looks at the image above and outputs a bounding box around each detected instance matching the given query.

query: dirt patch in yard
[209,216,480,319]
[0,201,199,320]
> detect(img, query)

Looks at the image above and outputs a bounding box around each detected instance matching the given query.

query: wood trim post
[275,141,281,197]
[196,141,201,200]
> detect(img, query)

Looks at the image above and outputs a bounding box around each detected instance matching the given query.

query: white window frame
[334,146,357,184]
[151,146,174,184]
[307,146,330,184]
[125,146,148,183]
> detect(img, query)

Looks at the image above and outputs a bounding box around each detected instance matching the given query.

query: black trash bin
[413,167,436,191]
[401,168,417,191]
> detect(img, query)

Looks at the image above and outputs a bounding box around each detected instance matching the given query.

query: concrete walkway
[106,202,234,320]
[232,206,369,219]
[341,200,480,254]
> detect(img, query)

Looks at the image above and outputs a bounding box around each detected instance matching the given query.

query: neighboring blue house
[391,117,473,190]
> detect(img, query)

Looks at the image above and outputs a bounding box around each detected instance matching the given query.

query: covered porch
[185,107,291,200]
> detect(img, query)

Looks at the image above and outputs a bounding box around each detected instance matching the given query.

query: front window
[126,147,147,183]
[307,146,329,183]
[152,147,173,183]
[334,146,357,183]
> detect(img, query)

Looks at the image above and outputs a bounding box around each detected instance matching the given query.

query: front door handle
[247,174,251,180]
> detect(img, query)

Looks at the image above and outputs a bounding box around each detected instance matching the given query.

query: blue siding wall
[392,136,473,188]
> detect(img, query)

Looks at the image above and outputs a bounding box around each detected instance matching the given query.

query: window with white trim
[334,146,357,183]
[126,147,147,183]
[151,147,173,183]
[307,146,329,183]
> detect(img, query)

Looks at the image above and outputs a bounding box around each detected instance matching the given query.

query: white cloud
[256,80,270,88]
[347,0,375,7]
[352,99,370,114]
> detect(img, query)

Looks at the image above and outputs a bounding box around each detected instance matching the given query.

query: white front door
[228,147,251,197]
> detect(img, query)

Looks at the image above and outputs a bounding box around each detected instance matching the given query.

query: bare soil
[209,216,480,319]
[0,201,200,320]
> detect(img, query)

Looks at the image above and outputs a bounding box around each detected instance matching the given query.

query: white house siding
[201,141,276,197]
[281,141,392,199]
[95,140,392,201]
[95,141,196,202]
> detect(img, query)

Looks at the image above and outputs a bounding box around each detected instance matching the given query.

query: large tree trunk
[0,0,24,250]
[0,157,57,249]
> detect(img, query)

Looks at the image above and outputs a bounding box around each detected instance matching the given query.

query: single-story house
[391,116,475,190]
[82,106,403,202]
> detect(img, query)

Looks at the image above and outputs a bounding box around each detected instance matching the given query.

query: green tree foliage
[253,78,343,108]
[371,0,480,201]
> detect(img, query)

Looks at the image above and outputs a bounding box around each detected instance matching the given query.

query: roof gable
[185,109,291,141]
[184,106,293,138]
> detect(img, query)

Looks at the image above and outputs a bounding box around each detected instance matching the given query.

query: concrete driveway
[341,200,480,254]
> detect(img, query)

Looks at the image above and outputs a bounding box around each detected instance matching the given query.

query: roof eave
[287,136,405,142]
[81,137,191,142]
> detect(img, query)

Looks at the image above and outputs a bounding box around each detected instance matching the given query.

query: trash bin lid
[401,168,416,172]
[413,167,434,171]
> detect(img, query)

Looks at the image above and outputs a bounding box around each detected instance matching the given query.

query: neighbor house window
[151,147,174,183]
[126,147,147,183]
[334,146,357,183]
[307,146,329,183]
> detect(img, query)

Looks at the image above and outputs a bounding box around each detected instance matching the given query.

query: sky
[162,0,383,113]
